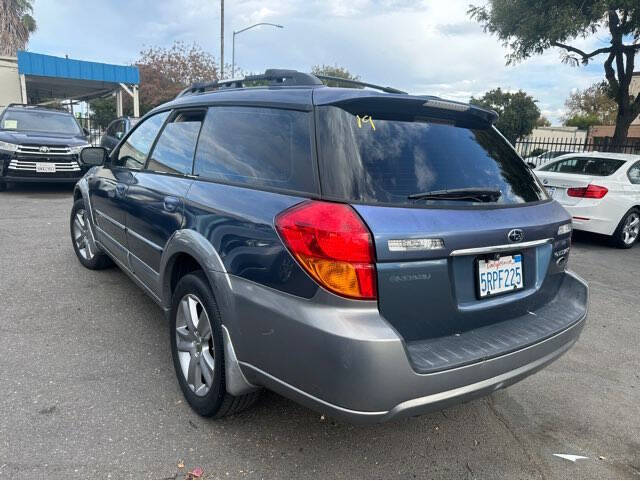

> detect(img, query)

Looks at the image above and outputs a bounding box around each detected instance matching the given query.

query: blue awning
[17,51,139,85]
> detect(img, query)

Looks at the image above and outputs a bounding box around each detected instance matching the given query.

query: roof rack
[177,69,323,97]
[176,69,408,98]
[314,75,407,94]
[5,103,70,112]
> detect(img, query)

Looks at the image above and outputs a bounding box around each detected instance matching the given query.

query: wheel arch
[160,230,257,396]
[159,229,229,310]
[612,205,640,247]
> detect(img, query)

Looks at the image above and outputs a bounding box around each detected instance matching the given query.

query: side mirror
[80,147,108,166]
[526,162,536,169]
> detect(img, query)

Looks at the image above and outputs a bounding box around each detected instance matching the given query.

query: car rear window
[316,106,546,207]
[539,157,625,176]
[193,106,317,194]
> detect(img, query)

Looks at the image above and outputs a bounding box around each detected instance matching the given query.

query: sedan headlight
[0,140,18,152]
[69,144,92,155]
[557,223,572,236]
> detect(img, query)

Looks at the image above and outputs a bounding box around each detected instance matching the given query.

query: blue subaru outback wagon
[70,70,588,423]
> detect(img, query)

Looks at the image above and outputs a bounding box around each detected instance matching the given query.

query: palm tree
[0,0,37,57]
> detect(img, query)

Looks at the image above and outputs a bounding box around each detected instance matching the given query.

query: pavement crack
[486,396,545,478]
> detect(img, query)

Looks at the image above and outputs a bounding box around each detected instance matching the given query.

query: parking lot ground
[0,185,639,479]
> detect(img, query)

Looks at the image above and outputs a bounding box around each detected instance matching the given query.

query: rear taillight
[567,184,608,199]
[275,201,377,300]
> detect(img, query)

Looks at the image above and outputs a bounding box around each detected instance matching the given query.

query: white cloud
[27,0,614,123]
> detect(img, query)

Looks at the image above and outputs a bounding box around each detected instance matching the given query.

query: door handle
[163,196,180,213]
[115,183,127,198]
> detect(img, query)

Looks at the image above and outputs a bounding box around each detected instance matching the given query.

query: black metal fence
[74,113,106,146]
[515,137,640,167]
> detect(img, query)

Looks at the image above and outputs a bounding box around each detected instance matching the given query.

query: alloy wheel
[175,294,215,397]
[622,212,640,246]
[72,208,94,260]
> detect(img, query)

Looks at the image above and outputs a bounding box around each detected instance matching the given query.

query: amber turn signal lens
[275,201,377,300]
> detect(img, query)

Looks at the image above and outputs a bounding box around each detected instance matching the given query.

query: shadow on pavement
[1,182,75,198]
[571,230,619,249]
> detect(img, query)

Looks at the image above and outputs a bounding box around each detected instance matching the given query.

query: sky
[27,0,611,123]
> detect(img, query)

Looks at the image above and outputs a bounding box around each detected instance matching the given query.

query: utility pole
[220,0,224,78]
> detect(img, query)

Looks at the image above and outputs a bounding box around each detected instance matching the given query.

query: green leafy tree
[565,113,602,130]
[0,0,37,56]
[564,81,618,125]
[311,64,362,88]
[89,96,133,128]
[470,88,541,143]
[469,1,640,145]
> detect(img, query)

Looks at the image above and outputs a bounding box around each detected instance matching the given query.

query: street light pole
[220,0,224,78]
[231,23,283,78]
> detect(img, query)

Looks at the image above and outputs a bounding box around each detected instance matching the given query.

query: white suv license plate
[477,254,523,298]
[36,163,56,173]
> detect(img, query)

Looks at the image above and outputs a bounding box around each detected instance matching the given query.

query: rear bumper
[560,202,619,236]
[219,269,588,424]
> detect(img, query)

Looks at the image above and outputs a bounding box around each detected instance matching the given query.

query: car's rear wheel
[70,199,113,269]
[170,271,260,418]
[612,208,640,249]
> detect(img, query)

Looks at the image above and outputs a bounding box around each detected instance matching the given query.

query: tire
[612,208,640,249]
[70,199,113,269]
[170,271,260,418]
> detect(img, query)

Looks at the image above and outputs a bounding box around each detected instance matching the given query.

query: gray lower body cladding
[214,269,588,424]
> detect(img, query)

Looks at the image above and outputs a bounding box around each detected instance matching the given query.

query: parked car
[535,152,640,248]
[70,69,588,423]
[100,116,138,152]
[525,150,575,168]
[0,104,92,190]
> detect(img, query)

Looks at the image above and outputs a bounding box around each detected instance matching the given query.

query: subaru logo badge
[39,146,50,153]
[508,229,524,243]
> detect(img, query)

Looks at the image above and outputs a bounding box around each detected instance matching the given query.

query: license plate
[477,254,523,298]
[546,186,556,197]
[36,163,56,173]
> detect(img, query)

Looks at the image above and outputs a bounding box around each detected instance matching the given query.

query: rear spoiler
[422,98,498,124]
[316,94,498,125]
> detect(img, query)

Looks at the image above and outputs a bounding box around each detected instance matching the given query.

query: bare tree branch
[551,42,612,63]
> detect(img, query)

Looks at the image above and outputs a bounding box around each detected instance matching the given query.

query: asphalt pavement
[0,184,638,479]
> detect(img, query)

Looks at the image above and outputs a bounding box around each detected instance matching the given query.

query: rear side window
[316,106,545,206]
[628,162,640,184]
[147,110,204,175]
[116,111,169,169]
[194,106,316,193]
[540,157,625,176]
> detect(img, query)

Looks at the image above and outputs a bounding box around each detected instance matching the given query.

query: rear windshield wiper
[408,188,502,202]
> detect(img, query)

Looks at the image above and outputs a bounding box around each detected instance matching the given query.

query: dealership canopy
[16,51,140,116]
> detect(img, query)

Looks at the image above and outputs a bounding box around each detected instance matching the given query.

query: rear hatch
[314,93,576,368]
